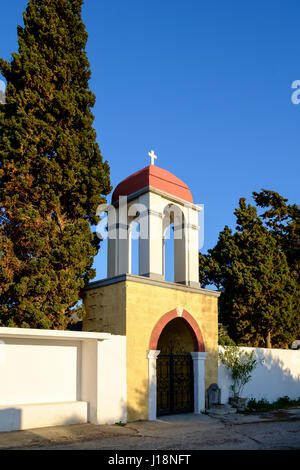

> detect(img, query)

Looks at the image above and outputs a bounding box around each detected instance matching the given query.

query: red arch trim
[149,309,205,352]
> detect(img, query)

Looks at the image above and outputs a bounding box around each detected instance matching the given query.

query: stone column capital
[191,351,207,361]
[147,350,160,360]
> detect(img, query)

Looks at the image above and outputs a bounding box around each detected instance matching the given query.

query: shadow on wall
[0,408,22,433]
[0,404,88,434]
[248,349,300,401]
[126,379,149,422]
[219,347,300,403]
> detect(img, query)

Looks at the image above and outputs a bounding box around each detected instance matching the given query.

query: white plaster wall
[0,338,80,405]
[218,346,300,404]
[0,328,127,431]
[97,335,127,424]
[0,402,88,432]
[81,334,127,425]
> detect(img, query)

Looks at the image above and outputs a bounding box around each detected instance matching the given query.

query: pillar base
[191,352,207,413]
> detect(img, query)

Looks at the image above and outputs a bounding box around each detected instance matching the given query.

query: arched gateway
[83,152,220,422]
[148,309,207,419]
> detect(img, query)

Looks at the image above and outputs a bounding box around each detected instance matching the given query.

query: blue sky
[1,0,299,281]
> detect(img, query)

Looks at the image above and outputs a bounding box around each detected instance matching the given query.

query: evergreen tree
[200,197,299,348]
[0,0,111,329]
[253,189,300,282]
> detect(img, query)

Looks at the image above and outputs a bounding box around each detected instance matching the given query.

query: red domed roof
[111,165,193,204]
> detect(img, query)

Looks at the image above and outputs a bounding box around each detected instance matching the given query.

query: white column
[107,236,118,278]
[107,207,118,278]
[117,226,130,275]
[191,352,207,413]
[185,206,201,288]
[117,196,130,275]
[128,225,132,274]
[139,192,164,280]
[147,350,160,420]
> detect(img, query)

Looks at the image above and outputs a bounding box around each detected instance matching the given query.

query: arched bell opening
[162,204,186,284]
[127,202,144,276]
[163,223,175,282]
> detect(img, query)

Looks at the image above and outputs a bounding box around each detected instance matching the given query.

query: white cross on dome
[148,150,157,165]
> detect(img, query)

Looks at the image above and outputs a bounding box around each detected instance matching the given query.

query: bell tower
[106,151,201,288]
[83,152,220,423]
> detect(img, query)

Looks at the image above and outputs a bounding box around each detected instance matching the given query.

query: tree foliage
[252,190,300,282]
[200,192,300,348]
[0,0,111,329]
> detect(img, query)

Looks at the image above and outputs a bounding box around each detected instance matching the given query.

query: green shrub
[219,345,263,397]
[247,396,300,411]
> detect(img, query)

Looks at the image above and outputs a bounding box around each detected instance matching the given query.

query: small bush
[219,345,262,397]
[247,396,300,412]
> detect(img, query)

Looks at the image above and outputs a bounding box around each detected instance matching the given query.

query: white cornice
[112,185,202,212]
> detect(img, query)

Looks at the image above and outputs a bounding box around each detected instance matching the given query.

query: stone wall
[83,274,219,421]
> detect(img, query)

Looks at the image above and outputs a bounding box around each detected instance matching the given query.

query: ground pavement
[0,407,299,451]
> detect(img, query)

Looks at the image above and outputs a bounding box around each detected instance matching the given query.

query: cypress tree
[253,189,300,282]
[0,0,111,329]
[200,197,299,348]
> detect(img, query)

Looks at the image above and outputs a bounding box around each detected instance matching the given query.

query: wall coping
[0,327,112,342]
[84,273,220,298]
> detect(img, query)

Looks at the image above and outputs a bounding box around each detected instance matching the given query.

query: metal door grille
[157,354,194,416]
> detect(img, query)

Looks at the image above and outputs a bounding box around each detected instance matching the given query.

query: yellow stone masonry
[83,276,219,422]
